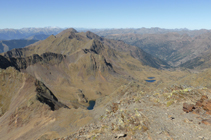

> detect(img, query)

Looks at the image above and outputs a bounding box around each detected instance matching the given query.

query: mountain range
[0,27,64,40]
[0,28,182,139]
[98,30,211,66]
[2,27,211,66]
[0,39,39,53]
[1,28,211,139]
[94,28,211,37]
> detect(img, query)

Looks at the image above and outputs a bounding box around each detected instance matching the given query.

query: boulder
[183,103,194,113]
[202,100,211,111]
[76,89,88,103]
[202,119,211,125]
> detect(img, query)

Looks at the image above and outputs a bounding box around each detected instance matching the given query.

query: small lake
[87,100,96,110]
[145,77,156,83]
[145,80,156,83]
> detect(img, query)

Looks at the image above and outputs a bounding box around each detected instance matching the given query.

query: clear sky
[0,0,211,30]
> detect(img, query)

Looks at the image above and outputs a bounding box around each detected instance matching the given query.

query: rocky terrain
[57,83,211,140]
[1,28,211,140]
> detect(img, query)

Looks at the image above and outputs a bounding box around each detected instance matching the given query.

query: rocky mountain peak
[55,28,78,38]
[89,39,105,54]
[86,31,103,41]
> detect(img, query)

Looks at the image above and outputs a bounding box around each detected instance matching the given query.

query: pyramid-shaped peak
[66,28,78,33]
[56,28,78,37]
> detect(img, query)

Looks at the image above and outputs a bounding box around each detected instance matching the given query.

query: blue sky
[0,0,211,30]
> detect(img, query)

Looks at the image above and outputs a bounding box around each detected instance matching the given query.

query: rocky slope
[58,82,211,140]
[0,67,73,140]
[1,28,206,140]
[180,53,211,70]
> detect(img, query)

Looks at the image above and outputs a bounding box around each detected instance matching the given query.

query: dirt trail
[0,73,32,127]
[9,74,26,110]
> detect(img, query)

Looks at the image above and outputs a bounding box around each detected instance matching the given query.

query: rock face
[183,95,211,125]
[0,55,16,69]
[86,31,103,41]
[2,52,65,70]
[76,89,88,103]
[183,95,211,113]
[183,103,195,113]
[35,80,69,110]
[3,48,25,58]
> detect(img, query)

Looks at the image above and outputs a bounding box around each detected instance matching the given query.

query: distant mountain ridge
[93,28,211,37]
[26,34,50,40]
[0,39,39,53]
[99,31,211,66]
[0,27,64,40]
[1,27,211,40]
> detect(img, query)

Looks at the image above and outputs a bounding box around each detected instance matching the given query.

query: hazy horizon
[0,27,210,31]
[1,0,211,30]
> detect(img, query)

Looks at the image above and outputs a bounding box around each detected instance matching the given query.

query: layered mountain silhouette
[0,27,63,40]
[94,28,211,36]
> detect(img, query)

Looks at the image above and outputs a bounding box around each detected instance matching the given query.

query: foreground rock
[183,103,195,113]
[183,95,211,113]
[183,95,211,125]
